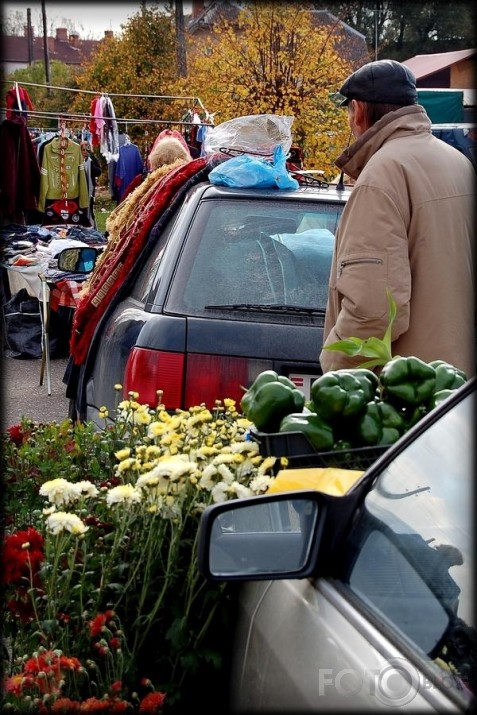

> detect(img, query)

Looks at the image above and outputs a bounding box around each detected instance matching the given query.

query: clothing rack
[0,78,207,111]
[2,108,213,128]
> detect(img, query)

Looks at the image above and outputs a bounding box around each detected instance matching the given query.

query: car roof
[196,181,353,203]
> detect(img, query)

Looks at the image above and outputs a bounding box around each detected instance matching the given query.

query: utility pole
[41,0,51,94]
[27,8,34,65]
[374,0,379,61]
[175,0,187,78]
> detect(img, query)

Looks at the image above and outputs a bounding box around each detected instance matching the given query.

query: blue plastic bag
[209,145,299,190]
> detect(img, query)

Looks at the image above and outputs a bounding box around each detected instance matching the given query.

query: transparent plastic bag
[203,114,294,157]
[209,145,299,190]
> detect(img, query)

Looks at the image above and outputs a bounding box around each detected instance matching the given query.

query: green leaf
[323,289,397,367]
[322,337,365,356]
[382,289,397,354]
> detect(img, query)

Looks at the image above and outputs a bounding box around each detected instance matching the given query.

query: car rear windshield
[166,197,344,316]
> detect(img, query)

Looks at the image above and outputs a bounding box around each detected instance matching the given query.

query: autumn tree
[169,1,356,179]
[68,5,182,142]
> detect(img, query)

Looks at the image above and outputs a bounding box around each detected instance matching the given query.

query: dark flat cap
[338,59,417,106]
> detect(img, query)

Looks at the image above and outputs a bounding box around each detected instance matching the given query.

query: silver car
[198,379,475,712]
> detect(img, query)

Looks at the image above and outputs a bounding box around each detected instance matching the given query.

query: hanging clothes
[99,96,120,163]
[5,84,34,120]
[113,141,145,204]
[0,117,41,225]
[89,96,102,149]
[38,135,90,226]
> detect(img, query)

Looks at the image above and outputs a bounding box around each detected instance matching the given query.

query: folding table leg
[39,276,51,396]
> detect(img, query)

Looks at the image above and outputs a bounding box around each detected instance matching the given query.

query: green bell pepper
[428,360,467,392]
[240,370,305,432]
[279,412,335,451]
[311,369,372,422]
[380,356,436,407]
[356,400,405,446]
[428,388,456,410]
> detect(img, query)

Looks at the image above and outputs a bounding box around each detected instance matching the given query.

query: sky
[4,1,193,40]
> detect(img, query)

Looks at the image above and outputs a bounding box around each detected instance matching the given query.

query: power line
[0,78,206,108]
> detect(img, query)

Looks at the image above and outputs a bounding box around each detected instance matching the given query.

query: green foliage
[6,60,80,127]
[323,289,397,367]
[315,1,475,59]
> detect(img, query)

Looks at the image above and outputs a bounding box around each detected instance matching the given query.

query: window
[343,391,475,699]
[167,198,344,315]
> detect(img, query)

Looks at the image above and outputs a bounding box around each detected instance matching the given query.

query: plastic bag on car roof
[203,114,294,158]
[209,144,299,190]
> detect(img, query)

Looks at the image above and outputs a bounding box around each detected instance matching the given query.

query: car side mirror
[56,247,99,274]
[197,491,327,581]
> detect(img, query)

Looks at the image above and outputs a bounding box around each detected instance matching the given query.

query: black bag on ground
[3,288,61,358]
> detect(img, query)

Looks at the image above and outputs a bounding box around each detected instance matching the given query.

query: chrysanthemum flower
[45,512,89,536]
[106,484,142,507]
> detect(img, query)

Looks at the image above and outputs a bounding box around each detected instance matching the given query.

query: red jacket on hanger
[6,85,34,120]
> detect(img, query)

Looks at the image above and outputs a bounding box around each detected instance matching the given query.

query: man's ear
[351,99,369,133]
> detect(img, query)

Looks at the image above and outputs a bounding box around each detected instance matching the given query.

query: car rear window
[167,197,344,315]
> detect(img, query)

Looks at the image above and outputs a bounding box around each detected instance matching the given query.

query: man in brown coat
[320,60,475,377]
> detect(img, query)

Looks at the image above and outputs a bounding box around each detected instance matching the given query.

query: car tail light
[185,354,250,407]
[123,348,185,409]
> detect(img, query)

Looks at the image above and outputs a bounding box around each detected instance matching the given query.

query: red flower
[110,681,123,693]
[7,585,40,622]
[88,610,115,638]
[2,528,44,584]
[79,697,128,712]
[52,698,82,713]
[139,691,166,713]
[7,423,29,446]
[4,674,24,695]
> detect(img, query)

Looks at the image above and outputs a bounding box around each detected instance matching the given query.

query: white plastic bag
[203,114,294,158]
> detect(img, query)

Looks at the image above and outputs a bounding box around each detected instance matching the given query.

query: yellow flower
[258,456,277,474]
[116,457,140,473]
[115,447,131,461]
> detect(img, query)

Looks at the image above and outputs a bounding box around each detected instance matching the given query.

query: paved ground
[2,352,71,430]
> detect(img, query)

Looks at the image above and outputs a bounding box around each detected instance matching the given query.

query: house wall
[451,58,475,88]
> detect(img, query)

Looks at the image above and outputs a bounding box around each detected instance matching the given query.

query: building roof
[2,31,102,67]
[402,48,476,80]
[187,2,368,66]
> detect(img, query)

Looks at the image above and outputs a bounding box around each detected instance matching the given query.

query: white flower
[249,474,274,495]
[216,463,234,484]
[230,481,252,499]
[39,478,81,507]
[139,456,198,483]
[75,481,99,498]
[198,465,217,491]
[106,484,142,507]
[230,440,260,455]
[46,511,89,536]
[211,482,229,503]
